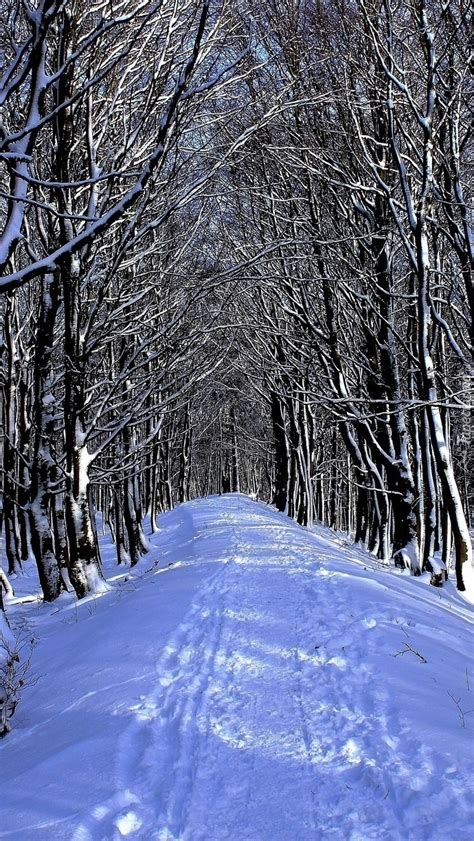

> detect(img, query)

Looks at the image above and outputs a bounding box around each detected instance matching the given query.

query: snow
[1,494,473,841]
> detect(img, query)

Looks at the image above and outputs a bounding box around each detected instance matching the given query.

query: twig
[447,691,474,729]
[393,642,427,663]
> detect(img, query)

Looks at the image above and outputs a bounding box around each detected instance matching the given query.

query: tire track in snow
[71,502,234,841]
[154,589,228,838]
[129,505,242,840]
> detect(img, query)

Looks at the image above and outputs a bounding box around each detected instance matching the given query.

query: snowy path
[1,495,473,841]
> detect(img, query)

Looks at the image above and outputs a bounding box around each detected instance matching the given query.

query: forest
[0,3,473,839]
[0,0,472,612]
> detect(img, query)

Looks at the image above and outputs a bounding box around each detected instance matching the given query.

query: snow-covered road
[1,495,473,840]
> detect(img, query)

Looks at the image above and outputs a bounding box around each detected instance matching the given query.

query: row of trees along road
[1,0,472,628]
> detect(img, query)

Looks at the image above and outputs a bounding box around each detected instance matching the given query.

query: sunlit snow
[1,494,473,841]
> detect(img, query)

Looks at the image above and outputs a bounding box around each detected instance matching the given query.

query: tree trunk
[3,295,22,577]
[29,274,63,602]
[271,390,289,512]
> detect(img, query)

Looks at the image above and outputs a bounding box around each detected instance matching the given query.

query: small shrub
[0,633,36,737]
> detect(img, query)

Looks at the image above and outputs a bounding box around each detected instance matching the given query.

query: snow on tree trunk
[64,433,105,599]
[29,274,63,602]
[416,213,472,593]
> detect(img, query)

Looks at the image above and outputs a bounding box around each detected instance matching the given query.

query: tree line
[1,0,472,626]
